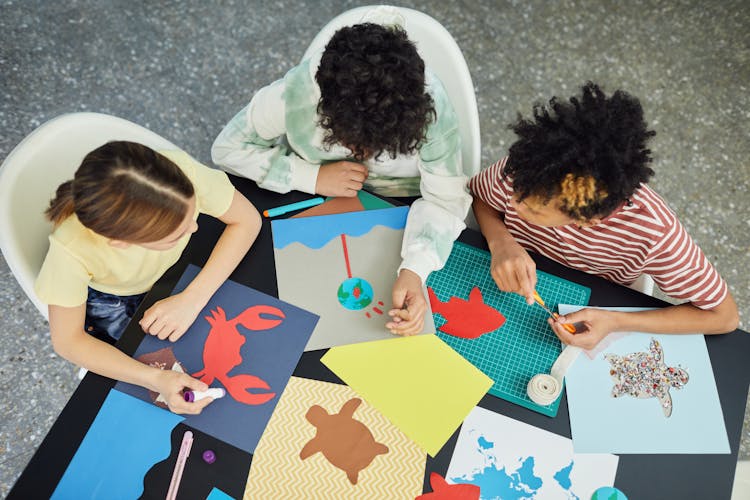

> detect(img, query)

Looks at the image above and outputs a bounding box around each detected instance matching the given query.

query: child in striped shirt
[469,82,738,348]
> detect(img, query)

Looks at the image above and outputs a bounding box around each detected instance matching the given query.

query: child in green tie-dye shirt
[212,17,475,335]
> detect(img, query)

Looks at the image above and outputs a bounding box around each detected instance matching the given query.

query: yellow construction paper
[321,334,493,456]
[244,377,425,499]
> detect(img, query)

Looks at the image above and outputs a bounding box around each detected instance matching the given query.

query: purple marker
[183,388,226,403]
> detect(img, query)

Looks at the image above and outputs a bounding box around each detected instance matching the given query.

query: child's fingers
[527,265,538,291]
[386,301,426,335]
[547,317,576,344]
[524,267,537,304]
[139,300,168,330]
[139,312,156,333]
[160,375,210,415]
[170,396,211,415]
[391,289,408,310]
[181,397,214,415]
[153,322,172,339]
[386,308,413,331]
[387,281,411,331]
[167,326,188,343]
[181,374,209,392]
[548,318,601,350]
[191,397,214,412]
[517,268,535,305]
[386,307,409,322]
[389,316,424,336]
[141,313,167,336]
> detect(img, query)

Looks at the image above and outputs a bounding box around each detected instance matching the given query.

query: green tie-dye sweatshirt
[212,55,475,282]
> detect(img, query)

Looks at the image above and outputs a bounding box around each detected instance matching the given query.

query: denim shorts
[85,288,146,341]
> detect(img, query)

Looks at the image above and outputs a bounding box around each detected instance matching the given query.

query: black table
[10,177,750,499]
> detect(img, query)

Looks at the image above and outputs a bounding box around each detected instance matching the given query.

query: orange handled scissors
[533,290,577,333]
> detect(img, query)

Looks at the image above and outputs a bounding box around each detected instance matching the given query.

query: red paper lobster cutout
[193,305,285,405]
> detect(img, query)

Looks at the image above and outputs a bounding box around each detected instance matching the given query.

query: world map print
[446,407,618,500]
[450,435,577,499]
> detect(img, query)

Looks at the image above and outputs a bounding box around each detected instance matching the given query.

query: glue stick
[183,387,226,403]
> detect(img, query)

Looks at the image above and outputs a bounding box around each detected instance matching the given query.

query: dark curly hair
[505,82,656,221]
[315,23,435,161]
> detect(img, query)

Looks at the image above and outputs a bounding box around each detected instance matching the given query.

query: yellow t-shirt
[34,150,235,307]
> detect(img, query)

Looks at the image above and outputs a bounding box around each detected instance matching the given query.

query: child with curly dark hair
[213,9,473,336]
[470,82,738,349]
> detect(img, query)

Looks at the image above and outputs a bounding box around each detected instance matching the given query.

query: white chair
[301,5,482,178]
[0,112,179,320]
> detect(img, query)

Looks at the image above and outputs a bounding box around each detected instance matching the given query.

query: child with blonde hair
[36,141,261,414]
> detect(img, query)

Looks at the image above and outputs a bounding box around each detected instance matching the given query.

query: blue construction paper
[562,306,729,454]
[272,206,408,249]
[206,487,235,500]
[52,390,183,500]
[115,264,318,454]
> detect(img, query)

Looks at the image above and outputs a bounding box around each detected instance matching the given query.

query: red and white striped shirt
[469,157,728,309]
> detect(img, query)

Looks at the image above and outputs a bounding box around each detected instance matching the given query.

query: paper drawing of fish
[427,286,506,339]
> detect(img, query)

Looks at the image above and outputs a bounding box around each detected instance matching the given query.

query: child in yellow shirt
[35,141,261,414]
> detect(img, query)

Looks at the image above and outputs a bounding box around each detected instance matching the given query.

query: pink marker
[166,430,193,500]
[183,388,226,403]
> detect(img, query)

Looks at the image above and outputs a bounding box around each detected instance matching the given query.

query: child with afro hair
[469,82,738,348]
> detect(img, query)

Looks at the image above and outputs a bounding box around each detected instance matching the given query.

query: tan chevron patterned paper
[244,376,426,499]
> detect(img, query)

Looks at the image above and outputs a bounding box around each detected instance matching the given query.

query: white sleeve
[398,88,471,282]
[399,176,471,283]
[211,79,319,194]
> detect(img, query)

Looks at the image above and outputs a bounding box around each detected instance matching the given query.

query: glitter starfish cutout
[605,338,689,417]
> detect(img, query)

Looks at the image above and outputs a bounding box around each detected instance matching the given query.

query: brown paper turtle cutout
[299,397,389,484]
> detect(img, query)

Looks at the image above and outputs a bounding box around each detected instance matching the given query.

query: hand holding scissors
[533,290,577,333]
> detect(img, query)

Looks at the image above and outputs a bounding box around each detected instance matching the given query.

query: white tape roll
[527,345,582,406]
[527,374,561,406]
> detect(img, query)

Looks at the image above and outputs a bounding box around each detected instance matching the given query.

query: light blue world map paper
[446,406,618,499]
[562,305,730,454]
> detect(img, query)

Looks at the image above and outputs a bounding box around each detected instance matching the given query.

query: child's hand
[386,269,426,336]
[488,239,537,304]
[140,289,204,342]
[547,308,616,350]
[153,370,214,415]
[315,161,368,198]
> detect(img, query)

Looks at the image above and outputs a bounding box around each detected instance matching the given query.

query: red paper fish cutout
[415,472,480,500]
[427,286,506,339]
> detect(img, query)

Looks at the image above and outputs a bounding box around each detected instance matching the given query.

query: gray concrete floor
[1,0,748,496]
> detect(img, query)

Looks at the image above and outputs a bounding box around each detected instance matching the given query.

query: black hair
[315,23,435,161]
[505,82,656,220]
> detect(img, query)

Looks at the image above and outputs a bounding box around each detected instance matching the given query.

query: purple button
[202,450,216,464]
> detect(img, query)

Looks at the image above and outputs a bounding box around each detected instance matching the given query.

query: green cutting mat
[426,241,591,417]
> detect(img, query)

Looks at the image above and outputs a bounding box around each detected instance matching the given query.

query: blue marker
[263,197,325,217]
